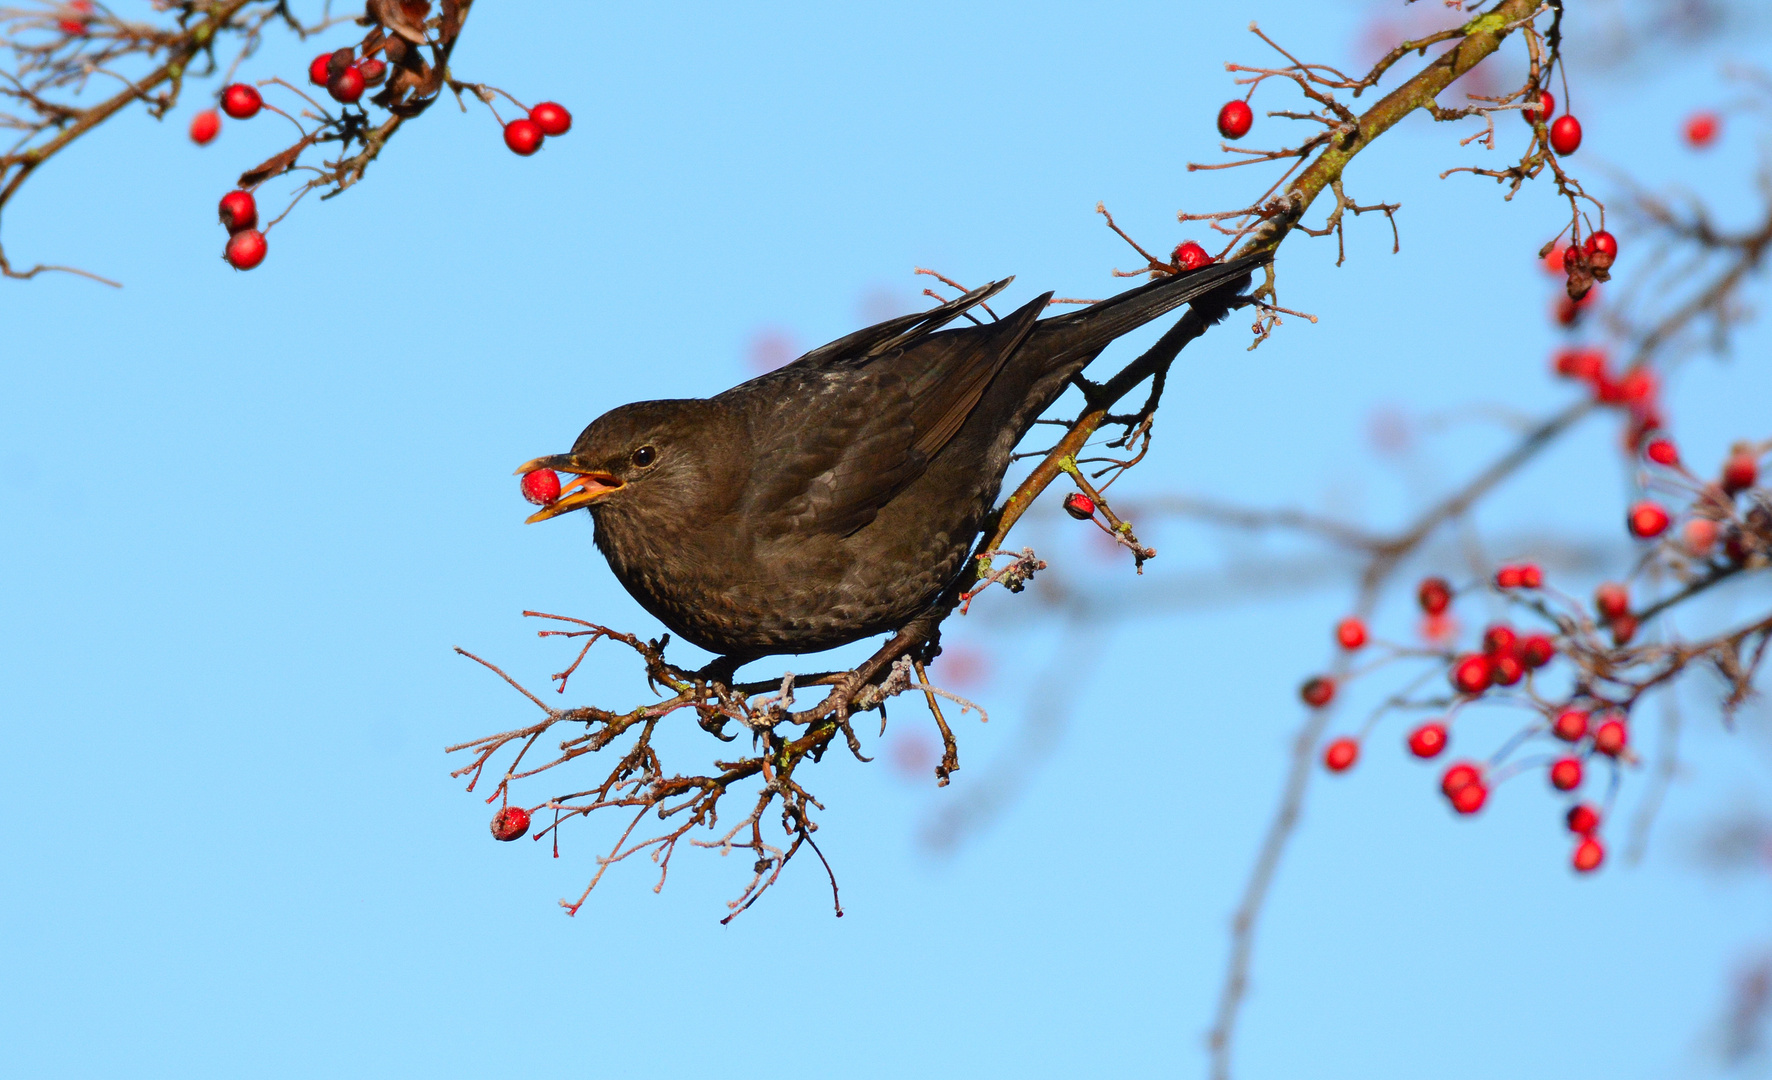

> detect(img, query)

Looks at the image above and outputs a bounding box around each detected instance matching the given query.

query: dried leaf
[370,0,428,44]
[237,133,320,188]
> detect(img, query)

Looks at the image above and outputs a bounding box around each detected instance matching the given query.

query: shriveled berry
[224,228,266,270]
[220,83,262,120]
[328,65,366,104]
[1418,576,1452,616]
[504,117,544,156]
[1519,564,1543,589]
[1722,452,1759,494]
[1684,111,1720,148]
[1494,565,1523,589]
[1408,722,1448,759]
[1611,614,1638,646]
[1450,781,1487,815]
[1684,517,1718,557]
[1300,676,1336,709]
[1566,803,1600,835]
[1628,501,1670,539]
[1522,89,1555,125]
[1322,737,1358,773]
[1645,437,1679,466]
[1441,762,1482,797]
[1572,836,1604,872]
[218,189,257,233]
[1552,707,1589,742]
[1595,582,1630,621]
[1335,617,1367,650]
[530,101,572,136]
[1062,492,1095,519]
[1593,717,1627,756]
[308,53,333,86]
[1549,757,1583,791]
[490,805,531,841]
[1483,624,1518,656]
[1520,634,1556,669]
[358,58,388,86]
[189,108,221,145]
[1490,652,1524,687]
[1171,241,1209,271]
[1217,99,1254,140]
[1549,114,1583,155]
[1451,654,1492,696]
[520,468,561,506]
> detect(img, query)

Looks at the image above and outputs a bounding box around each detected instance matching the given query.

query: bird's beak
[514,454,625,523]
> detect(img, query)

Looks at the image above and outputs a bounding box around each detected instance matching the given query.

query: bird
[516,254,1265,671]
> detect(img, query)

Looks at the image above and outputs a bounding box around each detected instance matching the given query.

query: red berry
[358,58,387,86]
[490,805,531,841]
[1062,492,1095,519]
[1552,707,1589,742]
[1684,517,1719,557]
[1722,452,1759,494]
[1519,564,1543,589]
[1451,654,1492,696]
[1543,245,1566,275]
[520,468,562,506]
[1684,111,1720,148]
[1417,576,1452,616]
[1549,114,1583,155]
[1335,617,1367,650]
[1549,757,1583,791]
[308,53,333,86]
[1520,634,1556,669]
[1216,99,1254,140]
[1572,836,1604,873]
[1553,348,1606,381]
[1171,240,1210,271]
[220,83,262,120]
[1563,243,1584,273]
[1645,437,1679,466]
[60,17,88,34]
[1554,294,1587,327]
[1441,762,1482,797]
[504,118,544,156]
[223,228,267,270]
[328,65,366,104]
[1522,89,1555,125]
[1615,368,1655,406]
[1586,230,1618,263]
[1490,652,1524,687]
[188,108,221,145]
[1450,781,1488,815]
[1593,717,1627,756]
[1566,803,1601,835]
[1628,500,1670,539]
[1494,565,1523,589]
[530,101,572,136]
[1322,737,1358,773]
[1408,722,1448,759]
[1611,613,1639,646]
[217,189,257,233]
[1300,676,1336,709]
[1483,624,1518,656]
[1595,582,1630,621]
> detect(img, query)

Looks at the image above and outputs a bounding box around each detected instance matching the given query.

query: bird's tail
[1030,250,1268,365]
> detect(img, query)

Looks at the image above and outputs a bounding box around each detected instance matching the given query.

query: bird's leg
[694,654,744,694]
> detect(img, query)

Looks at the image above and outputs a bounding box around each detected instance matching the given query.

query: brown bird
[517,255,1263,669]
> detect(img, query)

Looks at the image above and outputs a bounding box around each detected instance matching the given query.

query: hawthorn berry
[1610,613,1639,646]
[520,468,562,506]
[1217,99,1254,140]
[1522,89,1554,125]
[1490,652,1524,687]
[328,65,366,104]
[1408,722,1448,759]
[504,118,544,156]
[1684,517,1719,557]
[1628,500,1671,539]
[1644,437,1679,466]
[1450,654,1492,696]
[1519,564,1543,589]
[1549,757,1583,791]
[1417,576,1452,616]
[224,228,267,270]
[1594,581,1630,621]
[1553,348,1606,381]
[218,189,257,233]
[1554,293,1592,328]
[358,58,388,86]
[188,109,220,145]
[1335,617,1367,650]
[1062,492,1095,519]
[1572,836,1604,873]
[1614,368,1655,406]
[1441,762,1482,797]
[490,805,531,841]
[220,83,262,120]
[1684,111,1720,148]
[1543,245,1566,275]
[531,101,573,136]
[1494,565,1523,589]
[1722,452,1759,494]
[1551,707,1589,742]
[1549,114,1583,155]
[1322,737,1359,773]
[1482,624,1517,656]
[1300,676,1336,709]
[1585,230,1618,270]
[1520,633,1556,669]
[1566,803,1600,835]
[1593,717,1628,756]
[59,17,86,35]
[1172,241,1210,271]
[308,53,333,86]
[1450,781,1488,815]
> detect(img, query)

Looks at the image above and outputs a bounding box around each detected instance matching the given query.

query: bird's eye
[630,445,657,468]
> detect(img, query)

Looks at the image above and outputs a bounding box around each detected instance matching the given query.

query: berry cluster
[1549,344,1662,450]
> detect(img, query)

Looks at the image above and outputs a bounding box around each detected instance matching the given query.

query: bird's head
[516,398,735,524]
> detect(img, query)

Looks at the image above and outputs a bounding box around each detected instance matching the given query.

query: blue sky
[4,2,1772,1077]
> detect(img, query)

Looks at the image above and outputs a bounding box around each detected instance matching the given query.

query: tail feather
[1030,251,1267,363]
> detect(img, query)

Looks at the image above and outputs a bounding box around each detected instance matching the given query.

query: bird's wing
[735,293,1049,538]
